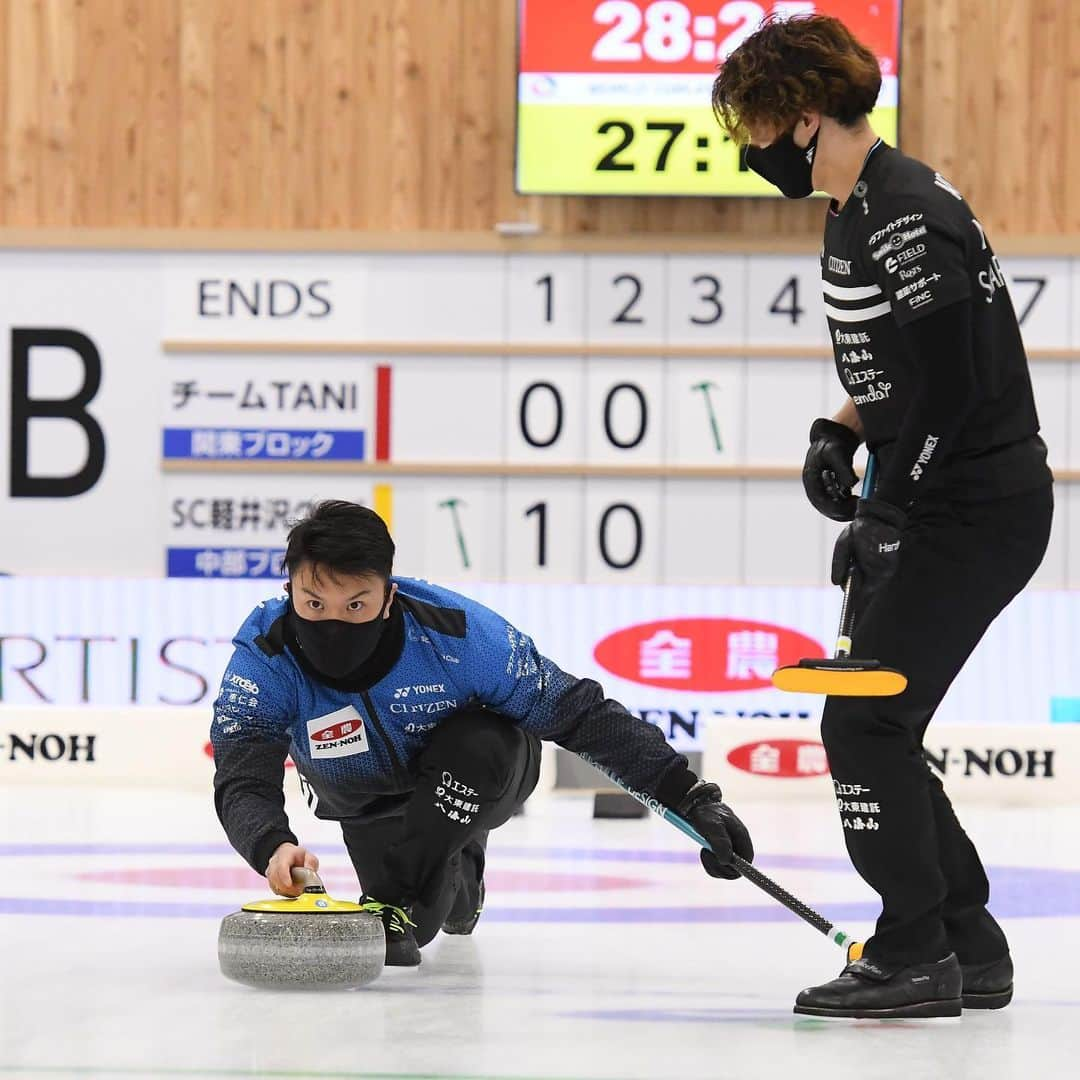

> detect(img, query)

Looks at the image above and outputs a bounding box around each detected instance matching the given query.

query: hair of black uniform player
[711,13,882,145]
[282,500,395,584]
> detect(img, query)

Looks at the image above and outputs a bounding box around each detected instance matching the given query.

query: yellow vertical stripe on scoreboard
[373,483,393,531]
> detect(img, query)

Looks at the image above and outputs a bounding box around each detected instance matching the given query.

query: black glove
[831,499,907,596]
[675,781,754,880]
[803,418,861,522]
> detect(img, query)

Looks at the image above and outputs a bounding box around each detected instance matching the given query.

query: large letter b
[10,328,106,498]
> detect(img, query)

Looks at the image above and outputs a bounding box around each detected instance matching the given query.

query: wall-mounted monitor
[516,1,901,196]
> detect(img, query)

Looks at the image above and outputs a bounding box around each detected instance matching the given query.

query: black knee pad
[420,707,527,788]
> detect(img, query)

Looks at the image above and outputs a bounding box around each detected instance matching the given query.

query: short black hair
[283,500,394,582]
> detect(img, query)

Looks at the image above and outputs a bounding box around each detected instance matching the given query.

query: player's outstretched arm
[459,603,755,876]
[210,643,299,874]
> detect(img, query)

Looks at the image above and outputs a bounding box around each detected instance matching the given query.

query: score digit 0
[518,380,649,452]
[524,497,644,571]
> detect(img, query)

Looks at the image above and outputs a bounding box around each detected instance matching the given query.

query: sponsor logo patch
[886,245,927,274]
[868,213,924,246]
[896,273,942,301]
[390,699,458,715]
[852,382,892,405]
[872,225,928,261]
[393,683,447,699]
[306,706,369,759]
[910,434,940,481]
[726,738,830,778]
[835,329,871,345]
[226,672,259,695]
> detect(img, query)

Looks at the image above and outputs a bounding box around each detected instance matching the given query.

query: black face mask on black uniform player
[744,126,819,199]
[288,589,391,679]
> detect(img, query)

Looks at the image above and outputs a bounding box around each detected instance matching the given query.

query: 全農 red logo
[312,719,359,743]
[592,617,824,691]
[726,739,830,778]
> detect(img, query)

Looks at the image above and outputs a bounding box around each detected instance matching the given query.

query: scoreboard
[516,0,902,196]
[1,246,1075,588]
[159,250,1075,590]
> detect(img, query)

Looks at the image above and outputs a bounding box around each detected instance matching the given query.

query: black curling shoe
[359,897,421,967]
[961,953,1013,1010]
[442,839,486,936]
[794,953,962,1019]
[443,878,485,936]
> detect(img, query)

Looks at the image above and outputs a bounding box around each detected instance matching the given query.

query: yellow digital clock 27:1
[516,0,901,197]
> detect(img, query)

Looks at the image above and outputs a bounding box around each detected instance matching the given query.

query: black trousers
[821,485,1053,966]
[340,707,541,947]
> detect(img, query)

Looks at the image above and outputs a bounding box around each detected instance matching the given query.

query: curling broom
[578,753,864,961]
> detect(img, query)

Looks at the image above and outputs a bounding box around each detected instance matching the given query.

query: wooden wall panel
[0,0,1075,237]
[1029,0,1065,235]
[1062,2,1080,234]
[178,0,213,228]
[5,0,40,222]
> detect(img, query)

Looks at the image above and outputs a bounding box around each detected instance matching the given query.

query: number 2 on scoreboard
[592,2,816,65]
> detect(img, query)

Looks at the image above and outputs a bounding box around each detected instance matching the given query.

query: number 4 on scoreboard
[769,276,805,326]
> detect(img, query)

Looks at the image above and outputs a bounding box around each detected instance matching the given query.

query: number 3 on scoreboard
[596,120,686,172]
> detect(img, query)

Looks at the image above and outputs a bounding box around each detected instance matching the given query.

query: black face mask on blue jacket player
[744,127,819,198]
[288,591,390,679]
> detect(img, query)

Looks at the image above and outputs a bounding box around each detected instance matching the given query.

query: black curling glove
[675,781,754,880]
[831,499,907,598]
[803,418,861,522]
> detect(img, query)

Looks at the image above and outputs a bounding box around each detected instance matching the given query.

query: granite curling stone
[218,866,385,990]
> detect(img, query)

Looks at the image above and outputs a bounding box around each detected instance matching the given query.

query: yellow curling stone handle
[241,865,368,914]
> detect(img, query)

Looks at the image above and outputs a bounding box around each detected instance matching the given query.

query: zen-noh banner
[0,578,1077,742]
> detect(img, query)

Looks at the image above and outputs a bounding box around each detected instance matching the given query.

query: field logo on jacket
[306,705,370,759]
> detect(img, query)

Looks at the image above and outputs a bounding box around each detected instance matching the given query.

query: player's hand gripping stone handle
[266,842,320,897]
[578,753,862,958]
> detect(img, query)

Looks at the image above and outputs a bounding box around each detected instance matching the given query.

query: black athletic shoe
[442,840,486,936]
[359,897,421,967]
[443,878,485,935]
[794,953,962,1019]
[961,953,1013,1010]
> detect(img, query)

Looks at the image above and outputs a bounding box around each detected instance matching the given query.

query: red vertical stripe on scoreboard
[375,365,391,461]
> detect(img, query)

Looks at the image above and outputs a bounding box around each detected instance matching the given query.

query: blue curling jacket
[211,578,696,872]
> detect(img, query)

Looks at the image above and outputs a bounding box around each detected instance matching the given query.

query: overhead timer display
[516,0,901,196]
